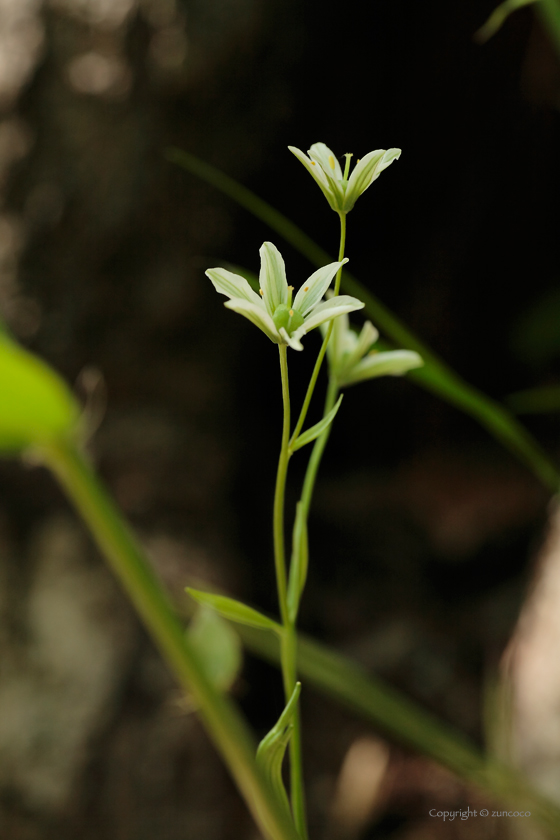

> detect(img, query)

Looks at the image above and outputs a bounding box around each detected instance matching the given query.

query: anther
[328,155,336,170]
[259,289,264,296]
[289,310,294,317]
[304,286,309,291]
[311,161,316,165]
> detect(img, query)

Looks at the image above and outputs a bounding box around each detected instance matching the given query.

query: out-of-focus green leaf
[187,606,242,692]
[0,333,79,452]
[257,683,301,820]
[168,148,560,493]
[506,384,560,414]
[510,287,560,367]
[475,0,538,43]
[290,395,343,453]
[186,588,283,633]
[537,0,560,59]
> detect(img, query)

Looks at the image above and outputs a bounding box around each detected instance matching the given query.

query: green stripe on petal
[344,148,401,212]
[259,242,288,316]
[224,298,280,343]
[206,267,264,306]
[299,295,365,335]
[293,259,349,316]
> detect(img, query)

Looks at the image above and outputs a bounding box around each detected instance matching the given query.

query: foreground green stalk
[273,346,308,838]
[42,439,300,840]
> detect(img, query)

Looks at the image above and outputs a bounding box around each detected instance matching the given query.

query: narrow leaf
[186,588,282,633]
[257,683,302,818]
[290,395,343,453]
[168,148,560,493]
[287,503,309,623]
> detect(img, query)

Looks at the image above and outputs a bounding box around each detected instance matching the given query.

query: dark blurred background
[0,0,559,838]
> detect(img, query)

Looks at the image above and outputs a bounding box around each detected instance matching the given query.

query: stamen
[356,159,361,165]
[311,161,316,165]
[304,286,309,292]
[328,155,336,170]
[259,289,264,296]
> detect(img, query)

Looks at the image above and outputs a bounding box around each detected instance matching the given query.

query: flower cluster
[206,242,364,351]
[288,142,401,214]
[321,306,423,386]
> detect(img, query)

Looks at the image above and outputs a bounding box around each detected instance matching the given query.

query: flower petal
[339,349,423,386]
[307,143,346,211]
[293,258,349,316]
[206,267,264,307]
[344,148,401,212]
[224,298,280,343]
[343,320,379,370]
[288,146,337,210]
[279,327,303,351]
[308,143,343,180]
[298,295,365,334]
[259,242,288,316]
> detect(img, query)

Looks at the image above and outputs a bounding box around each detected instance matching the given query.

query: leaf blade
[290,395,343,453]
[186,588,283,634]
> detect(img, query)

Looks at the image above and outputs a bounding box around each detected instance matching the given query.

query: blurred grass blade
[475,0,537,43]
[187,588,283,633]
[290,395,343,453]
[167,148,560,493]
[507,385,560,414]
[537,0,560,58]
[45,443,300,840]
[236,623,560,837]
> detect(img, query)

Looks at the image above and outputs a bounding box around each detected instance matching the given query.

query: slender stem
[41,439,300,840]
[299,376,339,520]
[273,345,308,839]
[273,345,291,624]
[289,213,347,448]
[280,213,347,835]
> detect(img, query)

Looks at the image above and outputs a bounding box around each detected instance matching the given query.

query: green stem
[41,439,300,840]
[274,345,291,624]
[299,376,339,522]
[273,345,308,839]
[289,213,346,449]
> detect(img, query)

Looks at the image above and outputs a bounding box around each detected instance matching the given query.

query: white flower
[288,142,401,214]
[321,308,423,385]
[206,242,364,351]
